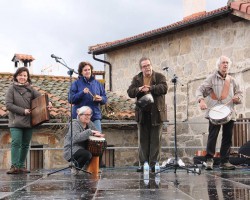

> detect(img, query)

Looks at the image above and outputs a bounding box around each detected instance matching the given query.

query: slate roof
[0,73,135,122]
[88,1,250,55]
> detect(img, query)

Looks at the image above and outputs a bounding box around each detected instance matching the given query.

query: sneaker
[205,159,214,170]
[6,165,19,174]
[71,167,79,175]
[219,162,236,170]
[19,168,30,173]
[136,166,143,172]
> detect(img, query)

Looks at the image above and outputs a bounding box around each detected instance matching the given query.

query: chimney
[11,53,35,74]
[183,0,206,20]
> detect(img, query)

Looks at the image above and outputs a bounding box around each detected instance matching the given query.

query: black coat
[127,71,168,125]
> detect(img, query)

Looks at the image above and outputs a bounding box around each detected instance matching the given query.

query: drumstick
[207,107,223,114]
[208,99,232,113]
[88,90,94,97]
[30,106,37,111]
[220,99,232,109]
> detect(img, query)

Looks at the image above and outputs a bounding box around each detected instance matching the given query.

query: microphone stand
[47,57,91,176]
[156,67,201,175]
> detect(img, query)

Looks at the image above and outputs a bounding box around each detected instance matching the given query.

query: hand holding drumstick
[232,95,241,104]
[199,99,207,110]
[199,98,235,113]
[83,87,90,94]
[199,99,224,113]
[27,100,53,115]
[83,87,102,102]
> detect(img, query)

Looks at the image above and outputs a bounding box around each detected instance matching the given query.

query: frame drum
[208,104,232,125]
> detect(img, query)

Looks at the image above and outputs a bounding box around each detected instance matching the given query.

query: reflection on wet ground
[0,166,249,199]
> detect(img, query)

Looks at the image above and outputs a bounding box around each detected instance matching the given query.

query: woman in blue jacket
[69,61,107,132]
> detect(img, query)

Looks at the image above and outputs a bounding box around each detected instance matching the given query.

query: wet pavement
[0,166,249,200]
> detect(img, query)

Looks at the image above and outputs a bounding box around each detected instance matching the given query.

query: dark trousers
[206,120,234,163]
[70,149,92,169]
[138,113,163,167]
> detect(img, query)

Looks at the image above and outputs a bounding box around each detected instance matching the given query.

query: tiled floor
[0,165,249,200]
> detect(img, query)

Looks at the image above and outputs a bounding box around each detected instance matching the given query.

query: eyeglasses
[141,64,151,69]
[80,113,92,117]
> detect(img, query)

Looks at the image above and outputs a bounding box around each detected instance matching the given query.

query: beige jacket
[196,71,242,121]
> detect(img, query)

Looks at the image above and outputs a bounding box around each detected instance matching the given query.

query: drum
[136,93,154,109]
[87,136,107,156]
[208,104,232,125]
[31,94,50,126]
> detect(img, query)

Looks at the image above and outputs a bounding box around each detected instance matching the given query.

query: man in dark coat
[127,57,168,172]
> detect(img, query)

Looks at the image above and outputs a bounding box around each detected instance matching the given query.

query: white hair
[215,56,232,70]
[77,106,92,117]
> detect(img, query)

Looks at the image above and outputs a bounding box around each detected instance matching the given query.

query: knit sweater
[63,119,97,161]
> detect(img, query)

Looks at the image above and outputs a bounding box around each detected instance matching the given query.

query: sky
[0,0,228,76]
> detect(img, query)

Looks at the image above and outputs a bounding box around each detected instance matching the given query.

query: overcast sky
[0,0,228,76]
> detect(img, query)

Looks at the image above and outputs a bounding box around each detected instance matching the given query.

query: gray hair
[215,56,232,70]
[139,57,151,69]
[77,106,92,117]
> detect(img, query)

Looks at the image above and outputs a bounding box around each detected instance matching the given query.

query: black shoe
[151,166,155,173]
[136,166,143,172]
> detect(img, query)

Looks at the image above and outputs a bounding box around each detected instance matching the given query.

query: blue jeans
[93,119,102,132]
[10,128,33,168]
[92,119,105,167]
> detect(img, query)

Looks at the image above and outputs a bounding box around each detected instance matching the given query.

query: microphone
[162,66,169,70]
[51,54,62,59]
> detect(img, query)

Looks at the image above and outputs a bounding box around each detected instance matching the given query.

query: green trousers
[138,114,163,167]
[10,128,33,168]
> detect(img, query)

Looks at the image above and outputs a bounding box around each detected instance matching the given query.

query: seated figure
[63,106,105,175]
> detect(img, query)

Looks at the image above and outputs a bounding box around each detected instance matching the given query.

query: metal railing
[1,119,249,170]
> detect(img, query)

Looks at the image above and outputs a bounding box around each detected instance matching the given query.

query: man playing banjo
[196,55,243,170]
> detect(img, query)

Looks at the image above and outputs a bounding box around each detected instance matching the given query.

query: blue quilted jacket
[69,76,107,120]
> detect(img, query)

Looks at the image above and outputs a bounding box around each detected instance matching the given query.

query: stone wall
[103,125,138,166]
[103,17,250,160]
[103,124,171,167]
[0,126,69,170]
[0,124,170,169]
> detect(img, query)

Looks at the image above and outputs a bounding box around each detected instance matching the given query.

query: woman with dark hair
[5,67,52,174]
[69,61,107,132]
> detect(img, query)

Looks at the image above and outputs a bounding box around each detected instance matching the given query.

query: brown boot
[19,167,30,173]
[6,165,19,174]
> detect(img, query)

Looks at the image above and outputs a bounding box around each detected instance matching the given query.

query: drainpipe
[92,54,112,91]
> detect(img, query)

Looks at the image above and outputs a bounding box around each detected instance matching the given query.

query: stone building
[88,0,250,160]
[1,1,250,170]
